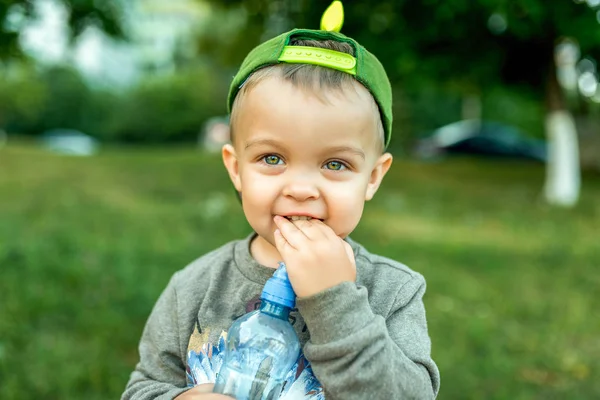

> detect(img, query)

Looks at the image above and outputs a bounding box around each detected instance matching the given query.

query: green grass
[1,139,599,399]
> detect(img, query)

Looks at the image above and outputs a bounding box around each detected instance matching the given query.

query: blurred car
[413,119,547,162]
[40,129,99,156]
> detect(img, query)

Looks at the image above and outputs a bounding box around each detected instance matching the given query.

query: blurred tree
[0,62,47,129]
[0,62,228,142]
[201,0,600,206]
[200,0,600,91]
[0,0,123,60]
[1,65,90,134]
[96,67,228,143]
[38,65,91,130]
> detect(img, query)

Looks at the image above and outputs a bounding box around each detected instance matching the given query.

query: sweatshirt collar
[233,232,277,284]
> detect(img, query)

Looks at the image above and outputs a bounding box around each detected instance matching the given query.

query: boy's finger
[274,216,308,248]
[176,384,236,399]
[185,383,215,394]
[273,228,290,253]
[300,218,337,239]
[290,219,328,240]
[203,393,236,399]
[317,220,339,239]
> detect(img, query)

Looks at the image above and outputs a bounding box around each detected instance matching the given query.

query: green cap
[227,28,393,149]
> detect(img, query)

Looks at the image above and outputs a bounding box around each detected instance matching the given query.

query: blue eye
[263,155,282,165]
[325,160,346,171]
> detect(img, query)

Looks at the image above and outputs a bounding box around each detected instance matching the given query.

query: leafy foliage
[203,0,600,88]
[1,64,229,142]
[2,1,600,146]
[0,0,123,60]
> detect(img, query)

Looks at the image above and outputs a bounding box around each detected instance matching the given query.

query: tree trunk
[543,53,580,207]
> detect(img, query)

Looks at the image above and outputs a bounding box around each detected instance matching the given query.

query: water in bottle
[213,262,300,400]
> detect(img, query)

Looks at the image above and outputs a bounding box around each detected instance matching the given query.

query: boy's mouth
[286,216,312,221]
[281,215,323,222]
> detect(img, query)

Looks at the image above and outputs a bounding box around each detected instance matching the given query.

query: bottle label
[187,331,324,399]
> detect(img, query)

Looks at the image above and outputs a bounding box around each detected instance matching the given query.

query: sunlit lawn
[1,139,599,399]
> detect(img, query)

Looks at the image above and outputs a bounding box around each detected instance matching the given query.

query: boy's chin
[252,232,278,249]
[250,233,284,268]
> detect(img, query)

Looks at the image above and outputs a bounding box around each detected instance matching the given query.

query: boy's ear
[222,143,242,191]
[365,152,393,201]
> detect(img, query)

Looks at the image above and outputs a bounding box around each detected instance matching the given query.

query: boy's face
[223,76,392,258]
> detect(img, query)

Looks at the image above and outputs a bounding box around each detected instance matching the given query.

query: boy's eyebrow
[244,138,286,151]
[327,146,365,160]
[245,139,366,160]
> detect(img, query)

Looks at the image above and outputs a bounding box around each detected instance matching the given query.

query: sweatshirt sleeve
[121,273,190,400]
[296,275,440,399]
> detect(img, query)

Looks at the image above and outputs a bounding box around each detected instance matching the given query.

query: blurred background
[1,0,599,398]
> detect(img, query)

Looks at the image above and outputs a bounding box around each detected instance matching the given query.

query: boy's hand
[174,384,233,399]
[273,215,356,298]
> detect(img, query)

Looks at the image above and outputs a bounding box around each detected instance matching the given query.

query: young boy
[122,20,440,400]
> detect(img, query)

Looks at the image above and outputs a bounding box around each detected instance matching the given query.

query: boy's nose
[282,179,320,202]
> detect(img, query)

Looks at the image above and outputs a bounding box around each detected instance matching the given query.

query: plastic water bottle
[213,262,300,399]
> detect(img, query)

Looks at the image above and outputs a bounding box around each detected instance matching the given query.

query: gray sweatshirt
[122,233,440,399]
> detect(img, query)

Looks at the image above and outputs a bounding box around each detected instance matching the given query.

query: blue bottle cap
[260,262,296,309]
